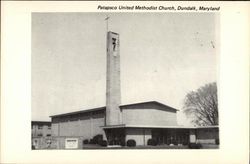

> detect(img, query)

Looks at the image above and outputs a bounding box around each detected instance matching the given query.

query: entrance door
[105,128,125,145]
[153,129,190,145]
[152,129,164,145]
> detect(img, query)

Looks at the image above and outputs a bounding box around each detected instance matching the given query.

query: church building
[50,31,219,149]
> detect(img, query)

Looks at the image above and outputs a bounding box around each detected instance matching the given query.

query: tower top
[105,16,110,33]
[108,31,118,35]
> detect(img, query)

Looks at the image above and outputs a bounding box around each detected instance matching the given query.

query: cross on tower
[105,16,110,33]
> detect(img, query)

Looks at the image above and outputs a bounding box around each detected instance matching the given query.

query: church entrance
[152,129,189,145]
[104,128,125,146]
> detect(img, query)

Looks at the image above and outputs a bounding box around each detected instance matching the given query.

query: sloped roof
[31,121,51,126]
[120,101,179,111]
[50,106,105,118]
[50,101,178,118]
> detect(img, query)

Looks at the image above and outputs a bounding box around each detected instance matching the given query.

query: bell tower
[106,31,122,126]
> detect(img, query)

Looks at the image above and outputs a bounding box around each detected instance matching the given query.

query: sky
[32,13,219,125]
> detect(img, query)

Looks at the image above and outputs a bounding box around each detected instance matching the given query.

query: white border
[1,1,249,164]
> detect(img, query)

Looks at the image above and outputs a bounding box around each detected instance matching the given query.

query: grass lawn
[38,144,219,150]
[81,144,219,149]
[200,144,219,149]
[82,144,189,149]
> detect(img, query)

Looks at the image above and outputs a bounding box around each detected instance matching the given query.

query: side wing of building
[51,109,105,139]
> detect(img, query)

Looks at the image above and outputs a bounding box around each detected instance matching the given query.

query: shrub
[97,139,106,146]
[215,138,219,145]
[93,134,103,144]
[89,139,95,144]
[127,139,136,147]
[99,140,108,147]
[83,139,89,144]
[147,139,157,146]
[188,143,202,149]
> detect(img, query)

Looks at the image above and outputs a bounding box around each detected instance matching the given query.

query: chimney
[106,31,122,126]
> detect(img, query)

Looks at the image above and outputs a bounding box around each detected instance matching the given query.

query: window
[48,126,51,129]
[38,126,43,129]
[46,134,51,137]
[92,110,104,115]
[112,38,117,51]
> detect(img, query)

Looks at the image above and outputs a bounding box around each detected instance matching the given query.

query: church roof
[101,124,219,129]
[120,101,179,111]
[50,101,178,118]
[31,121,51,126]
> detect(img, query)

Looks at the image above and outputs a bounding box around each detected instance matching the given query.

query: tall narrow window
[112,38,117,51]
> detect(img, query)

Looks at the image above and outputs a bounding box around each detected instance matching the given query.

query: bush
[127,139,136,147]
[89,139,95,144]
[93,134,103,144]
[147,139,157,146]
[83,139,89,144]
[188,143,202,149]
[98,140,108,147]
[215,138,219,145]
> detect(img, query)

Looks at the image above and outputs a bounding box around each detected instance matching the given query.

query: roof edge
[50,106,105,118]
[101,124,219,129]
[50,101,179,118]
[120,101,179,111]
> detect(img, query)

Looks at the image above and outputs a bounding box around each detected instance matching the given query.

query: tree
[183,82,218,126]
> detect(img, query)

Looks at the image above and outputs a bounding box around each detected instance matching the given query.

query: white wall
[122,107,177,126]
